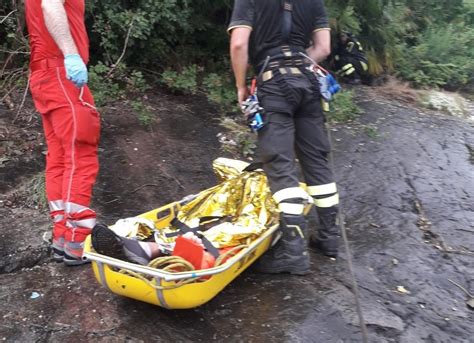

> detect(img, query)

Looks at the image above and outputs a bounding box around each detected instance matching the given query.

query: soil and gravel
[0,87,473,342]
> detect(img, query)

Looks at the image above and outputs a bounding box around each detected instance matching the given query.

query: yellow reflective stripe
[307,183,337,196]
[342,64,353,71]
[313,28,331,33]
[288,224,305,238]
[289,67,300,74]
[321,100,330,112]
[347,42,355,52]
[262,70,273,81]
[227,25,253,34]
[314,194,339,208]
[361,62,368,71]
[344,67,355,75]
[273,187,308,203]
[279,203,305,215]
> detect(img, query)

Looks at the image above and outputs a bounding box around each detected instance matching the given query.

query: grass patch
[218,117,257,157]
[364,125,379,139]
[26,173,48,210]
[326,89,362,123]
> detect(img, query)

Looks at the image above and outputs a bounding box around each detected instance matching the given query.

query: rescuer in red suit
[25,0,100,266]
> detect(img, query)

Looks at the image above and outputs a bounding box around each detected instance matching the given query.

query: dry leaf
[467,298,474,310]
[396,286,411,294]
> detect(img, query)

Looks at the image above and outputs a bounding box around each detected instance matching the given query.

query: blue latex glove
[64,54,88,88]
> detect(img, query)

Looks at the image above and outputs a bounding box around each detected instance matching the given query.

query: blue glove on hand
[64,54,88,88]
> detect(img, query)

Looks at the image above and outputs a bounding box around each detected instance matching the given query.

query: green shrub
[202,73,237,113]
[131,100,153,127]
[395,23,474,89]
[219,118,257,157]
[161,65,199,94]
[88,62,153,126]
[326,89,362,123]
[27,173,48,211]
[88,62,125,107]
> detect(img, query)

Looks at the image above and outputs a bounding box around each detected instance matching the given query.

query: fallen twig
[128,183,159,195]
[103,198,120,205]
[13,74,30,123]
[435,243,474,257]
[158,165,185,189]
[0,48,29,55]
[447,279,474,299]
[455,228,474,234]
[0,9,17,24]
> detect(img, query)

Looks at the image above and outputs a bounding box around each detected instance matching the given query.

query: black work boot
[311,207,340,258]
[253,214,310,275]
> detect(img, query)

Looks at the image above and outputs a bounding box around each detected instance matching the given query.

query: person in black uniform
[334,31,368,84]
[228,0,340,275]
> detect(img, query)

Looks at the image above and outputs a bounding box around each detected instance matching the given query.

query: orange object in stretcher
[172,236,216,270]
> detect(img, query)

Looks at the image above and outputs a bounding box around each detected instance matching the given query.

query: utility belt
[30,58,64,72]
[255,45,306,69]
[261,66,304,82]
[256,46,312,83]
[253,45,341,112]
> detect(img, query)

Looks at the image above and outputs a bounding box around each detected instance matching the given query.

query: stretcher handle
[154,202,180,228]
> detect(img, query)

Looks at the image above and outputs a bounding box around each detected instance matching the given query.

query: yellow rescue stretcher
[83,158,287,309]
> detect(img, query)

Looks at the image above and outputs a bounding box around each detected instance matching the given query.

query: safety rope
[328,129,369,343]
[116,244,249,290]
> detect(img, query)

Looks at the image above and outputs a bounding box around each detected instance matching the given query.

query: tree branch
[106,16,135,78]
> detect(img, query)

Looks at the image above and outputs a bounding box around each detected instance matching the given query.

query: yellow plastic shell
[84,201,279,309]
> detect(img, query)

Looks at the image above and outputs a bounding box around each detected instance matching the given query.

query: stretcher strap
[166,218,221,258]
[243,162,263,172]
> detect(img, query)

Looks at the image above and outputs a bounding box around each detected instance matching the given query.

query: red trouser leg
[42,114,68,251]
[31,67,100,261]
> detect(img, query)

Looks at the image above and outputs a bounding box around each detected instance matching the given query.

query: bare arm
[41,0,78,56]
[307,29,331,63]
[230,27,251,104]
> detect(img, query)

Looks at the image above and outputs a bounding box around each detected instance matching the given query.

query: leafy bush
[88,61,153,126]
[85,0,232,69]
[202,73,237,113]
[88,62,125,107]
[395,23,474,89]
[160,64,238,114]
[131,100,153,127]
[326,89,362,123]
[161,65,199,94]
[219,118,257,157]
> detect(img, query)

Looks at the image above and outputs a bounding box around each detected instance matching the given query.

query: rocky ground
[0,87,473,342]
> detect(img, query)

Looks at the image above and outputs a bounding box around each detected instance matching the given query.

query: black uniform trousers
[257,70,339,215]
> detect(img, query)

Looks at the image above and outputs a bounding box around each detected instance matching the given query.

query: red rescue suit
[25,0,100,247]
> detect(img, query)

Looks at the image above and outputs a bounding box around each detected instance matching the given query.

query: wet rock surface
[1,88,473,342]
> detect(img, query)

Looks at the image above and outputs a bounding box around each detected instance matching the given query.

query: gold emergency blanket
[175,158,278,248]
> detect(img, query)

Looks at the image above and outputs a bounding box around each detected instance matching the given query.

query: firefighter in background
[229,0,340,275]
[25,0,100,266]
[334,31,368,84]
